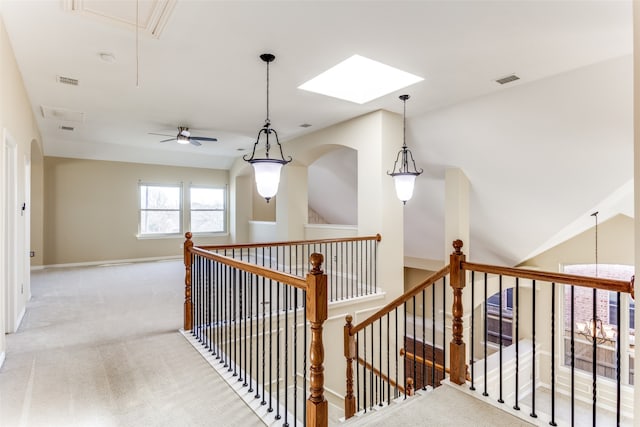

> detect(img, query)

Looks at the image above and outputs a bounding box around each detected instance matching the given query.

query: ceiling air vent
[59,126,75,131]
[57,75,79,86]
[495,74,520,85]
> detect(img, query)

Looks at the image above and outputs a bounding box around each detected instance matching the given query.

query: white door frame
[23,153,31,301]
[2,129,19,333]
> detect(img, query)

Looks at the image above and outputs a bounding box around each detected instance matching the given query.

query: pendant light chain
[402,97,407,149]
[592,211,598,277]
[265,58,270,126]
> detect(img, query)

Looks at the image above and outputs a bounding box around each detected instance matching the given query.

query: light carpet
[0,260,262,427]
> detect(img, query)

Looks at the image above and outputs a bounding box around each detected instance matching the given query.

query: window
[562,264,634,384]
[139,184,182,235]
[190,187,225,233]
[486,288,513,347]
[138,183,227,237]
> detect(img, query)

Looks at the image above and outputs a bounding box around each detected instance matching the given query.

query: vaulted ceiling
[1,0,634,265]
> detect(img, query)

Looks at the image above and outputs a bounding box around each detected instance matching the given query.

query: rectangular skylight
[298,55,423,104]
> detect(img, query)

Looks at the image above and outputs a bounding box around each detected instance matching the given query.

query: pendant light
[243,53,292,203]
[387,94,423,204]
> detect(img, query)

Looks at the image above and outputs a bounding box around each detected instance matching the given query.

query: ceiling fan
[150,126,217,146]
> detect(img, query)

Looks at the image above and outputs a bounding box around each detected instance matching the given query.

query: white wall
[0,16,43,361]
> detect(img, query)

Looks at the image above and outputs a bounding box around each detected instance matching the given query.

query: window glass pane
[191,188,224,210]
[191,211,224,233]
[141,185,180,209]
[563,264,634,382]
[140,211,180,234]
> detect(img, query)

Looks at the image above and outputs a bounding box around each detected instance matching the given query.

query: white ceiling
[1,0,634,265]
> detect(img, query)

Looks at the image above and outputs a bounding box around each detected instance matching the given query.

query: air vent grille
[495,74,520,85]
[57,75,79,86]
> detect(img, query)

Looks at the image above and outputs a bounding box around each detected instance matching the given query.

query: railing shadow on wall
[182,232,381,427]
[343,240,635,426]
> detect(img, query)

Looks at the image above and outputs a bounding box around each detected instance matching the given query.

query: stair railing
[344,239,635,426]
[183,232,329,427]
[344,263,451,419]
[198,234,381,303]
[451,240,635,426]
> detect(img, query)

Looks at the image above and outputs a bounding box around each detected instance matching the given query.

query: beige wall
[43,157,230,265]
[519,214,634,270]
[0,15,44,356]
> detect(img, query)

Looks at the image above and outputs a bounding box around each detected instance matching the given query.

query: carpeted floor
[1,260,540,427]
[0,260,263,427]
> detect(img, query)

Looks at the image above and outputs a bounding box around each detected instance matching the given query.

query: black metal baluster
[357,330,361,412]
[432,278,436,388]
[363,326,367,411]
[442,277,446,380]
[591,288,597,427]
[387,312,391,405]
[254,273,260,399]
[422,289,426,390]
[233,266,238,377]
[214,259,219,357]
[514,278,520,410]
[284,280,289,427]
[471,271,476,391]
[499,275,504,404]
[276,281,281,419]
[571,285,574,426]
[550,282,557,426]
[531,279,537,419]
[261,275,266,406]
[616,291,621,427]
[403,303,407,399]
[412,295,417,392]
[370,324,379,408]
[483,273,488,397]
[395,307,399,399]
[248,273,254,392]
[293,287,298,423]
[379,315,383,405]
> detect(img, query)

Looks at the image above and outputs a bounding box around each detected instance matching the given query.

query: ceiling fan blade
[190,136,218,142]
[159,138,176,143]
[149,132,175,137]
[190,139,202,147]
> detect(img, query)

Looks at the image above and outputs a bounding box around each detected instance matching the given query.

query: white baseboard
[40,255,182,270]
[15,306,26,330]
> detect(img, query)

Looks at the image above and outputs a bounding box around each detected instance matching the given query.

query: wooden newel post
[184,232,194,331]
[306,253,328,427]
[344,315,356,419]
[449,239,467,385]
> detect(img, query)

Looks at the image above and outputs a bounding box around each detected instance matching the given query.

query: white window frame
[188,185,227,235]
[138,182,183,238]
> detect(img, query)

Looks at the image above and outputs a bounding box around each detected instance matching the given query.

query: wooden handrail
[189,246,307,290]
[198,234,382,251]
[461,261,634,295]
[400,348,446,374]
[349,264,450,336]
[355,356,406,394]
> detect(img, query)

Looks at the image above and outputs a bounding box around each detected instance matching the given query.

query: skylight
[298,55,423,104]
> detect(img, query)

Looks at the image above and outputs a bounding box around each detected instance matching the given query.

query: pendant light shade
[387,94,423,204]
[243,53,292,203]
[252,160,283,200]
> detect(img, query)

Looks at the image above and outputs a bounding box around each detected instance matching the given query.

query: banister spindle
[307,253,328,427]
[344,315,356,419]
[449,239,467,385]
[184,232,194,331]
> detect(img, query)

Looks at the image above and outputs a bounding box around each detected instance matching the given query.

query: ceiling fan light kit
[152,126,217,146]
[243,53,292,203]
